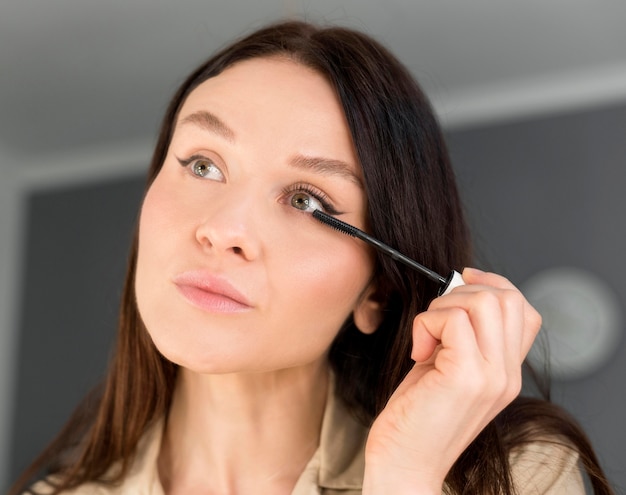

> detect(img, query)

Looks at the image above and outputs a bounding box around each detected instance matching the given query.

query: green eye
[291,192,312,211]
[177,155,225,182]
[290,191,324,212]
[192,160,213,177]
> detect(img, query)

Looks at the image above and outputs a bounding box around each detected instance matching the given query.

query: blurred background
[1,0,625,491]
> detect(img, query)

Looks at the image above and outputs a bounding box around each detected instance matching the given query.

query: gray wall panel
[9,176,144,480]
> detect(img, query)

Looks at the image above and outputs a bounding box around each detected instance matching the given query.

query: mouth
[173,271,253,313]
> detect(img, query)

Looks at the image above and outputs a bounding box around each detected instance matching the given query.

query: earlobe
[353,284,384,335]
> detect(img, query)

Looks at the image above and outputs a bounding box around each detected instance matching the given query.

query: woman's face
[135,57,377,374]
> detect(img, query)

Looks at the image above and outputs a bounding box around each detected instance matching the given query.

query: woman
[11,20,614,494]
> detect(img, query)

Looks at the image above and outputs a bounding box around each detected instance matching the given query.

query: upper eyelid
[177,154,226,180]
[177,153,225,170]
[284,182,341,214]
[284,182,331,202]
[176,153,217,165]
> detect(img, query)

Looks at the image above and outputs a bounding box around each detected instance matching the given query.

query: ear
[353,283,384,335]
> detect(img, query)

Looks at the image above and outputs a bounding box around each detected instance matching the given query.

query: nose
[194,186,262,262]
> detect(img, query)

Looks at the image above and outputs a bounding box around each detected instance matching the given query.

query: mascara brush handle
[438,270,465,296]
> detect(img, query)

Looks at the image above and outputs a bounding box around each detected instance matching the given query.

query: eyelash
[176,154,339,215]
[177,154,223,179]
[282,182,339,215]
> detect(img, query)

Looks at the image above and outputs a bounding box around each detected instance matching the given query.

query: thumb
[411,317,439,362]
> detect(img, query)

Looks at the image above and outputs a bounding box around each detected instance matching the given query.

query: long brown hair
[11,20,614,495]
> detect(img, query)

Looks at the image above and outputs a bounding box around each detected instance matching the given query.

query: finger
[426,289,509,367]
[412,316,440,363]
[446,269,542,358]
[411,307,482,366]
[418,297,524,411]
[460,267,518,290]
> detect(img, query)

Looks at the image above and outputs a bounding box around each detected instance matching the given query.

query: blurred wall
[9,177,145,480]
[2,101,625,492]
[0,148,23,493]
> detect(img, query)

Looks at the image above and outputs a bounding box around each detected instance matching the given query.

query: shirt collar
[316,378,368,490]
[122,417,166,495]
[121,376,368,493]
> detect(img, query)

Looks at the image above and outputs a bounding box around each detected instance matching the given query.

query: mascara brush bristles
[312,209,447,285]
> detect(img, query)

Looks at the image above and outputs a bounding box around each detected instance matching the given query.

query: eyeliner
[312,209,464,295]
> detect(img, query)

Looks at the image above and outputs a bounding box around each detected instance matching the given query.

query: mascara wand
[312,209,464,296]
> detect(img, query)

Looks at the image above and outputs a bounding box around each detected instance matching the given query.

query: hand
[362,268,542,495]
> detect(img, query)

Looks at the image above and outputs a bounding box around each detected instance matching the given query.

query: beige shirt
[32,390,585,495]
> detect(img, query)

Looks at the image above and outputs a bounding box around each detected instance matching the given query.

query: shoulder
[25,468,162,495]
[509,438,585,494]
[498,397,590,493]
[24,418,165,495]
[25,478,118,495]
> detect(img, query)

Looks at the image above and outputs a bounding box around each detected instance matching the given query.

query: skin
[134,56,542,494]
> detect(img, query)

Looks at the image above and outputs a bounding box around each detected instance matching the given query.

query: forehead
[178,58,346,135]
[185,56,333,101]
[182,57,335,112]
[175,57,360,171]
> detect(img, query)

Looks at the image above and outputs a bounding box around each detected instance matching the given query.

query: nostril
[232,247,243,255]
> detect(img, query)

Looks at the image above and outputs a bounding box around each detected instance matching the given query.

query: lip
[173,270,253,313]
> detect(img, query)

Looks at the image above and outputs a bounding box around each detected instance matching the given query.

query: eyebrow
[179,110,362,188]
[289,155,363,189]
[178,110,236,142]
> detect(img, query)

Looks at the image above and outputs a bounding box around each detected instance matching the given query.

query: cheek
[270,248,373,366]
[269,228,374,319]
[136,192,164,285]
[135,178,184,314]
[137,173,192,265]
[293,248,369,295]
[139,177,178,241]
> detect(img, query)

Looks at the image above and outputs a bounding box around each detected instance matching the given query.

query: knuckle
[448,307,469,325]
[473,290,500,309]
[500,288,523,311]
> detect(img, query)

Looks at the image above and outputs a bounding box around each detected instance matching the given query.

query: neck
[158,363,329,495]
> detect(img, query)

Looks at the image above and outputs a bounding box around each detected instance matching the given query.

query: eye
[177,155,225,182]
[290,192,323,212]
[282,183,340,215]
